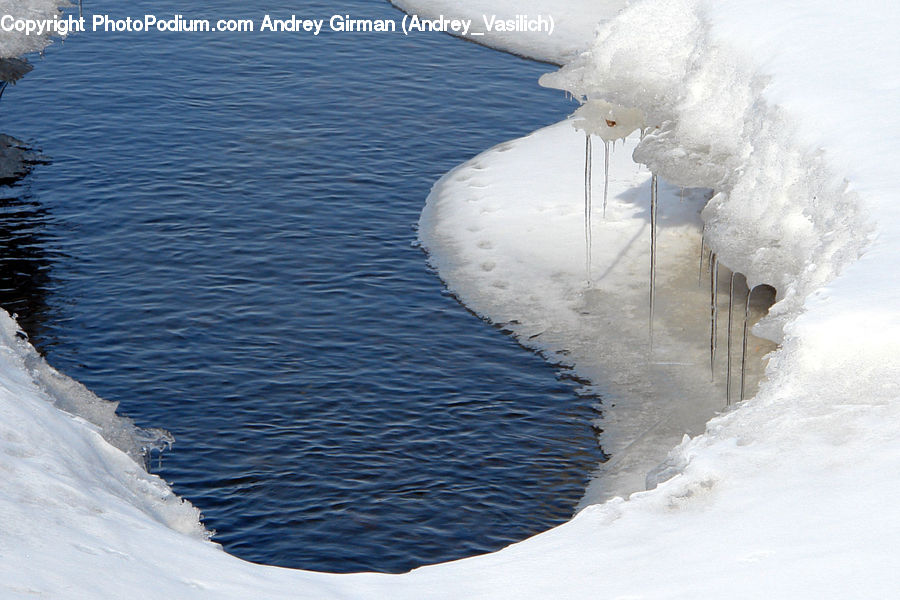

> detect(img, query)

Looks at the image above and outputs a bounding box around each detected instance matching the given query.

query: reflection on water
[0,135,55,346]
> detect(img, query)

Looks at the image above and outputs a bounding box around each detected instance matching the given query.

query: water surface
[0,0,602,573]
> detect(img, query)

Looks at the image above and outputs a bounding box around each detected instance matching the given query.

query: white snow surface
[4,0,900,597]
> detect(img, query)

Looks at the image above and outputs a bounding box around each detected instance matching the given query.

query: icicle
[584,133,593,284]
[649,172,658,351]
[726,271,735,407]
[698,232,705,286]
[603,140,610,218]
[740,285,753,402]
[709,253,718,380]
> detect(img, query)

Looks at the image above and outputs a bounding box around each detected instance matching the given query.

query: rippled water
[0,0,603,573]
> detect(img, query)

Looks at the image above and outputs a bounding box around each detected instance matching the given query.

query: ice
[726,271,735,406]
[697,232,705,284]
[569,99,646,279]
[406,0,898,595]
[740,285,752,402]
[603,140,609,217]
[583,133,592,283]
[649,172,657,348]
[570,100,644,143]
[419,123,765,506]
[545,0,873,347]
[709,252,717,379]
[0,310,174,466]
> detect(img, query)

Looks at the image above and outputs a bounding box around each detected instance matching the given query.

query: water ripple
[0,0,600,574]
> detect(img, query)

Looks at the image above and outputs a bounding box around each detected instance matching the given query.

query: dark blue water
[0,0,602,573]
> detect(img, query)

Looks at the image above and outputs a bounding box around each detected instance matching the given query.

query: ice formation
[0,2,185,473]
[571,99,644,217]
[582,131,592,281]
[410,0,898,595]
[540,0,870,344]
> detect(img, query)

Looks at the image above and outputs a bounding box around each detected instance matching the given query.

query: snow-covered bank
[418,123,776,503]
[412,0,900,592]
[417,0,881,508]
[405,0,900,591]
[5,0,900,597]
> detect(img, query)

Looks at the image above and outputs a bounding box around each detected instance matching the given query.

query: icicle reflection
[726,271,736,406]
[741,285,753,402]
[584,133,593,284]
[698,232,705,286]
[649,172,658,350]
[709,253,718,380]
[603,140,610,218]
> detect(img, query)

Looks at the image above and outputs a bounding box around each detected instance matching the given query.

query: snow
[419,122,776,504]
[4,0,900,597]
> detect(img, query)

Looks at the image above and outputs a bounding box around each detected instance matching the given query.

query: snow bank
[4,0,900,597]
[409,0,900,593]
[540,0,872,342]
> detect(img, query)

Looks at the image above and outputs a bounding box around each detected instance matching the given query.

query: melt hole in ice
[740,283,777,402]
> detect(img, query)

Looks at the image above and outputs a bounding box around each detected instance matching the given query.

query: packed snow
[4,0,900,597]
